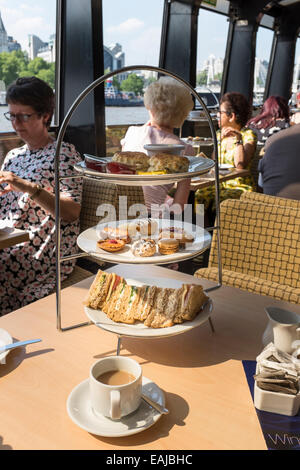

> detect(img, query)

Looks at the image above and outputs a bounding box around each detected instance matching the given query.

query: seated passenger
[0,76,82,315]
[247,95,290,145]
[121,76,194,215]
[195,92,257,220]
[258,122,300,199]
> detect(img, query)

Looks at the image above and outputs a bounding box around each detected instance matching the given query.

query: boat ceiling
[201,0,300,31]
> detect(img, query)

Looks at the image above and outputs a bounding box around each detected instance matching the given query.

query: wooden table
[190,168,250,191]
[0,227,29,249]
[2,263,298,450]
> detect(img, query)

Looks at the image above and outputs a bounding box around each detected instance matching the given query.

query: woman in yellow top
[195,92,257,220]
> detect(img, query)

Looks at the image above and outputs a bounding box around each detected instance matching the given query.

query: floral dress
[248,119,289,145]
[0,141,82,315]
[195,127,257,212]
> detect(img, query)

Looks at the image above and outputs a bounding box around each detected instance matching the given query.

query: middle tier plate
[73,155,215,186]
[77,218,211,265]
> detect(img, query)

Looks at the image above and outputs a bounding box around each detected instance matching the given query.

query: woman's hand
[220,127,242,140]
[0,170,80,222]
[0,171,36,196]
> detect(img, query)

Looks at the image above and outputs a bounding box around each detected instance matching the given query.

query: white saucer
[67,376,165,437]
[0,328,13,365]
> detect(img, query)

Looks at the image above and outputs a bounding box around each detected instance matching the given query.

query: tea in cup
[89,356,142,420]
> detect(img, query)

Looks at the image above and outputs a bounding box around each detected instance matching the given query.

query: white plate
[67,376,165,437]
[77,219,211,265]
[0,328,13,365]
[219,163,234,170]
[73,156,214,186]
[84,273,213,338]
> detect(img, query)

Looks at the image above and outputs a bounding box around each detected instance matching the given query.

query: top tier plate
[73,155,214,186]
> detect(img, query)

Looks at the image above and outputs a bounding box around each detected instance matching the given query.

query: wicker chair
[240,191,300,210]
[248,144,264,192]
[61,178,145,288]
[194,198,300,304]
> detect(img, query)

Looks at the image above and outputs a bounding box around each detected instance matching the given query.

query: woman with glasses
[195,92,257,225]
[0,76,82,315]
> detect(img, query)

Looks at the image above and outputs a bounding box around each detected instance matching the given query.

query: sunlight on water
[0,105,149,133]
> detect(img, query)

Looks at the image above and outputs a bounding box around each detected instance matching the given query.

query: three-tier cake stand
[53,65,222,335]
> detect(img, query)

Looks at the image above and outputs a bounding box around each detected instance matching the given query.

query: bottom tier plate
[84,271,213,338]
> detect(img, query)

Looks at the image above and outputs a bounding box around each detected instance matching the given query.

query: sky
[0,0,298,69]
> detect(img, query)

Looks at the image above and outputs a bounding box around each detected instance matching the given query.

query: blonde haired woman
[121,76,195,214]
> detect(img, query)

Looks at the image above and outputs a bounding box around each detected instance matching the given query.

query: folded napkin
[254,343,300,395]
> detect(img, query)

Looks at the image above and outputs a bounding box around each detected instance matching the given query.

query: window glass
[197,9,229,104]
[254,26,274,105]
[292,37,300,103]
[102,0,164,130]
[102,0,164,154]
[0,0,57,132]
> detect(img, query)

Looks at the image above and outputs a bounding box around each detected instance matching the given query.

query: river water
[0,105,149,133]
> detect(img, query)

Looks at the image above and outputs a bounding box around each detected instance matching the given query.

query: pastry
[131,238,156,257]
[159,227,194,246]
[134,218,158,236]
[99,225,131,244]
[112,151,150,171]
[97,238,126,252]
[148,153,189,173]
[85,269,209,328]
[158,238,179,255]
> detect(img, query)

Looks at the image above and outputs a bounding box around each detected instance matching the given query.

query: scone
[112,151,150,171]
[148,153,189,173]
[158,238,180,255]
[131,239,156,257]
[97,239,126,252]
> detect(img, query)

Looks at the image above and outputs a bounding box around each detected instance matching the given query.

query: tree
[120,73,144,96]
[112,76,121,91]
[196,70,208,86]
[0,50,28,87]
[19,58,55,89]
[0,51,55,90]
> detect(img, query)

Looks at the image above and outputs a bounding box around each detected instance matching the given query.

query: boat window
[102,0,164,150]
[196,8,229,107]
[292,37,300,103]
[0,0,57,133]
[254,26,274,106]
[102,0,164,69]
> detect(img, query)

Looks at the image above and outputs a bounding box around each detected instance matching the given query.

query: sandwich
[85,269,209,328]
[148,153,189,174]
[143,287,178,328]
[112,151,150,171]
[84,270,124,310]
[173,284,208,323]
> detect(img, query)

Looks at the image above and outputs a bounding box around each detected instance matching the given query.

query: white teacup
[89,356,142,420]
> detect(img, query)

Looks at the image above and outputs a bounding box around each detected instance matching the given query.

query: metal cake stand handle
[54,64,221,332]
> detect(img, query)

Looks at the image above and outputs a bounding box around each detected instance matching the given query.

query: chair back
[240,191,300,210]
[209,198,300,289]
[80,178,145,232]
[248,144,264,191]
